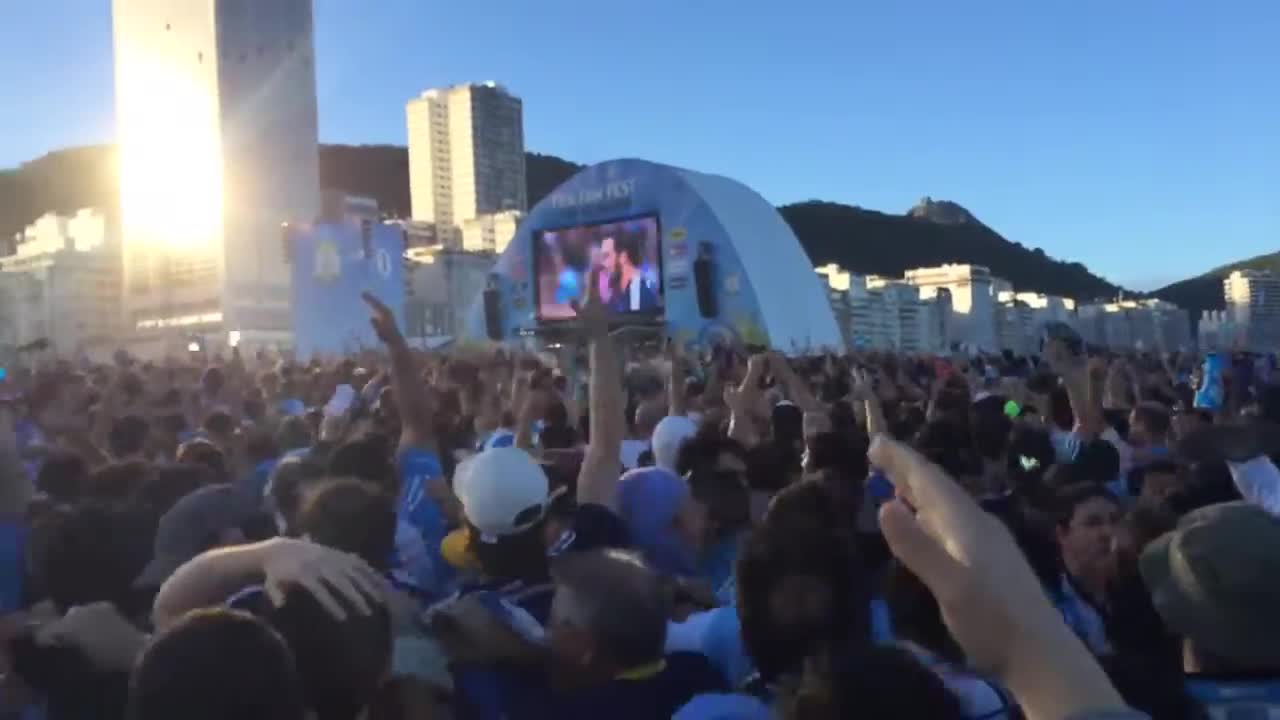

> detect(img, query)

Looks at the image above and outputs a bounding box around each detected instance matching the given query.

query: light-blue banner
[290,220,404,357]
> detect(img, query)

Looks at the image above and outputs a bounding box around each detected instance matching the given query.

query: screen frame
[532,211,666,325]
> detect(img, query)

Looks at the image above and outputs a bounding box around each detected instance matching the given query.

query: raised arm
[575,273,624,509]
[153,537,384,631]
[666,339,689,418]
[1047,340,1102,439]
[362,293,436,455]
[769,351,821,413]
[725,354,767,447]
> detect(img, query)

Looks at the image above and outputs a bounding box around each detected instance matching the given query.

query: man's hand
[362,292,404,347]
[871,435,1126,719]
[260,537,387,620]
[574,268,610,339]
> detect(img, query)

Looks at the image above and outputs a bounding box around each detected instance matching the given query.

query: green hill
[2,144,1123,302]
[1151,253,1280,320]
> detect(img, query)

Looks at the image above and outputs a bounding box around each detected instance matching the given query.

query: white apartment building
[404,249,495,340]
[815,264,943,352]
[1075,299,1191,351]
[0,210,121,355]
[1199,310,1242,351]
[995,295,1036,355]
[1224,270,1280,353]
[112,0,320,349]
[460,210,523,254]
[904,264,997,350]
[407,82,526,228]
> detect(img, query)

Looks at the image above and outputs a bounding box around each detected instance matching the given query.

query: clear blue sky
[2,0,1277,290]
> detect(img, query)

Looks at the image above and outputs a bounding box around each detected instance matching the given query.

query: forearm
[1065,374,1101,438]
[577,333,624,508]
[152,541,271,630]
[863,397,887,438]
[1002,612,1130,720]
[668,357,688,417]
[389,341,435,453]
[726,410,757,446]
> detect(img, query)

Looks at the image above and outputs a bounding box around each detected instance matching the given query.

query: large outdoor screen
[534,214,663,322]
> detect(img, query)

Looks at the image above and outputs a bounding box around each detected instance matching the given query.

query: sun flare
[116,59,223,251]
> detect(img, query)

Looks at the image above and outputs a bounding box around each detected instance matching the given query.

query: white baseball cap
[454,447,551,542]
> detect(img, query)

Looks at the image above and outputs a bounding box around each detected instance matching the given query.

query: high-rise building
[112,0,320,351]
[1224,270,1280,352]
[407,83,526,227]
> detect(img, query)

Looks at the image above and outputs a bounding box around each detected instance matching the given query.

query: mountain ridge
[3,143,1124,302]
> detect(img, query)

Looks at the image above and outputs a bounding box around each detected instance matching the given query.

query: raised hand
[362,292,403,347]
[869,435,1125,718]
[573,268,610,338]
[260,537,387,620]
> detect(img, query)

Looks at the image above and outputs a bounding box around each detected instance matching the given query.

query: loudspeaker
[483,278,503,341]
[693,248,717,319]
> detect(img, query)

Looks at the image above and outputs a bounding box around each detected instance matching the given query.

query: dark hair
[108,414,151,459]
[970,407,1012,462]
[805,431,869,480]
[675,428,748,478]
[203,410,236,439]
[914,420,980,480]
[128,609,306,720]
[765,479,856,539]
[686,467,752,541]
[1052,482,1120,529]
[40,503,153,613]
[885,560,963,663]
[1132,403,1172,439]
[468,514,551,585]
[1164,460,1243,516]
[276,416,313,453]
[736,526,869,683]
[550,549,668,669]
[177,439,229,483]
[328,435,397,496]
[131,463,217,519]
[87,460,152,503]
[1064,439,1121,487]
[265,588,391,720]
[268,456,328,533]
[296,478,396,573]
[613,232,643,267]
[237,430,276,466]
[780,645,964,720]
[1004,424,1054,496]
[36,449,89,504]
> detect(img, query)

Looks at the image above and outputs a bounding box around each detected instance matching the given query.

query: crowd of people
[0,285,1278,720]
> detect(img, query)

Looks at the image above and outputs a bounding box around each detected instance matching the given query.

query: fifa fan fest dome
[464,158,842,352]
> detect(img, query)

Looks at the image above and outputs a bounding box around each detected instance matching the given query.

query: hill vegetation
[3,144,1126,302]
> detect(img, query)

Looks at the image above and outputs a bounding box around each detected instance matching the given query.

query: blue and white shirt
[476,428,516,453]
[392,448,454,600]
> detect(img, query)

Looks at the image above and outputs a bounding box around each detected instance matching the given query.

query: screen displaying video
[534,214,663,321]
